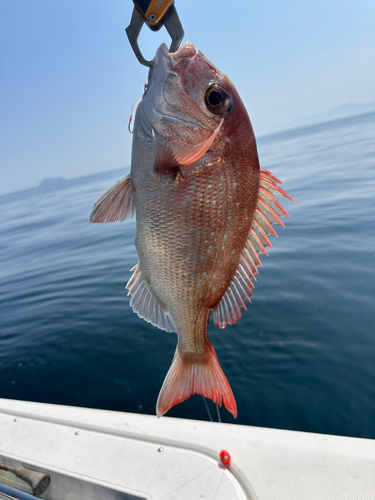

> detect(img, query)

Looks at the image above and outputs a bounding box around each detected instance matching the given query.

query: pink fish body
[90,42,294,417]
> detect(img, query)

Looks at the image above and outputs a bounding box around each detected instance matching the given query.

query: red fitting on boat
[219,449,231,466]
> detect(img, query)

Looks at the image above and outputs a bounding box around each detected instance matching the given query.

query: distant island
[39,177,66,187]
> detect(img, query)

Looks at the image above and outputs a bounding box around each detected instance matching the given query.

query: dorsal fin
[213,169,295,329]
[126,263,175,333]
[89,174,134,223]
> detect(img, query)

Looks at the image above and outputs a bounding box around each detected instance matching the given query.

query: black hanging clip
[126,1,184,68]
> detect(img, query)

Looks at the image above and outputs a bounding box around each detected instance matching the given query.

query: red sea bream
[90,42,294,418]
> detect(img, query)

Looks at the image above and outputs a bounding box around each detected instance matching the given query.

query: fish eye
[204,84,232,115]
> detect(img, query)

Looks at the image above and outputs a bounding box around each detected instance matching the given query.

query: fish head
[140,42,251,147]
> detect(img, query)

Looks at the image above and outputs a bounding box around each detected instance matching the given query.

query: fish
[89,42,294,418]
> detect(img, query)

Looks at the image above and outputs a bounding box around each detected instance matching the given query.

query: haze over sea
[1,112,374,439]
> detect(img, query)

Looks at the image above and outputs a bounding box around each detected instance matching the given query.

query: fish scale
[90,41,294,418]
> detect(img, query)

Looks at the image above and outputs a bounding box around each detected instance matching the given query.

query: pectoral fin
[89,174,135,223]
[154,119,223,175]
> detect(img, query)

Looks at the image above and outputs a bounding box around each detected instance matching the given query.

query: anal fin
[126,263,175,333]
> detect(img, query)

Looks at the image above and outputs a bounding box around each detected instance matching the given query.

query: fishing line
[215,402,222,423]
[128,82,148,133]
[202,398,222,423]
[202,399,232,475]
[202,396,213,422]
[128,96,142,133]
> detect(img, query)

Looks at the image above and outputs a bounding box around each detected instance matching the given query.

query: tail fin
[156,342,237,418]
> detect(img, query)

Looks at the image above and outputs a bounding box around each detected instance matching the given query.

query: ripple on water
[0,115,374,437]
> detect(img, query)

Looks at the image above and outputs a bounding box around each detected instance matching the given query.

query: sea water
[1,112,374,439]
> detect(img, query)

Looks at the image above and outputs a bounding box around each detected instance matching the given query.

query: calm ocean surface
[1,112,374,439]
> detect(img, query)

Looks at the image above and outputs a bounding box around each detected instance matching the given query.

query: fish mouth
[154,42,197,67]
[148,42,204,131]
[171,41,197,60]
[141,42,206,137]
[151,42,197,85]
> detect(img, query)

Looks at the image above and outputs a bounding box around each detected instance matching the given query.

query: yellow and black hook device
[126,0,184,67]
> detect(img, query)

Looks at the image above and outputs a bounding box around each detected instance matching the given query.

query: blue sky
[0,0,374,194]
